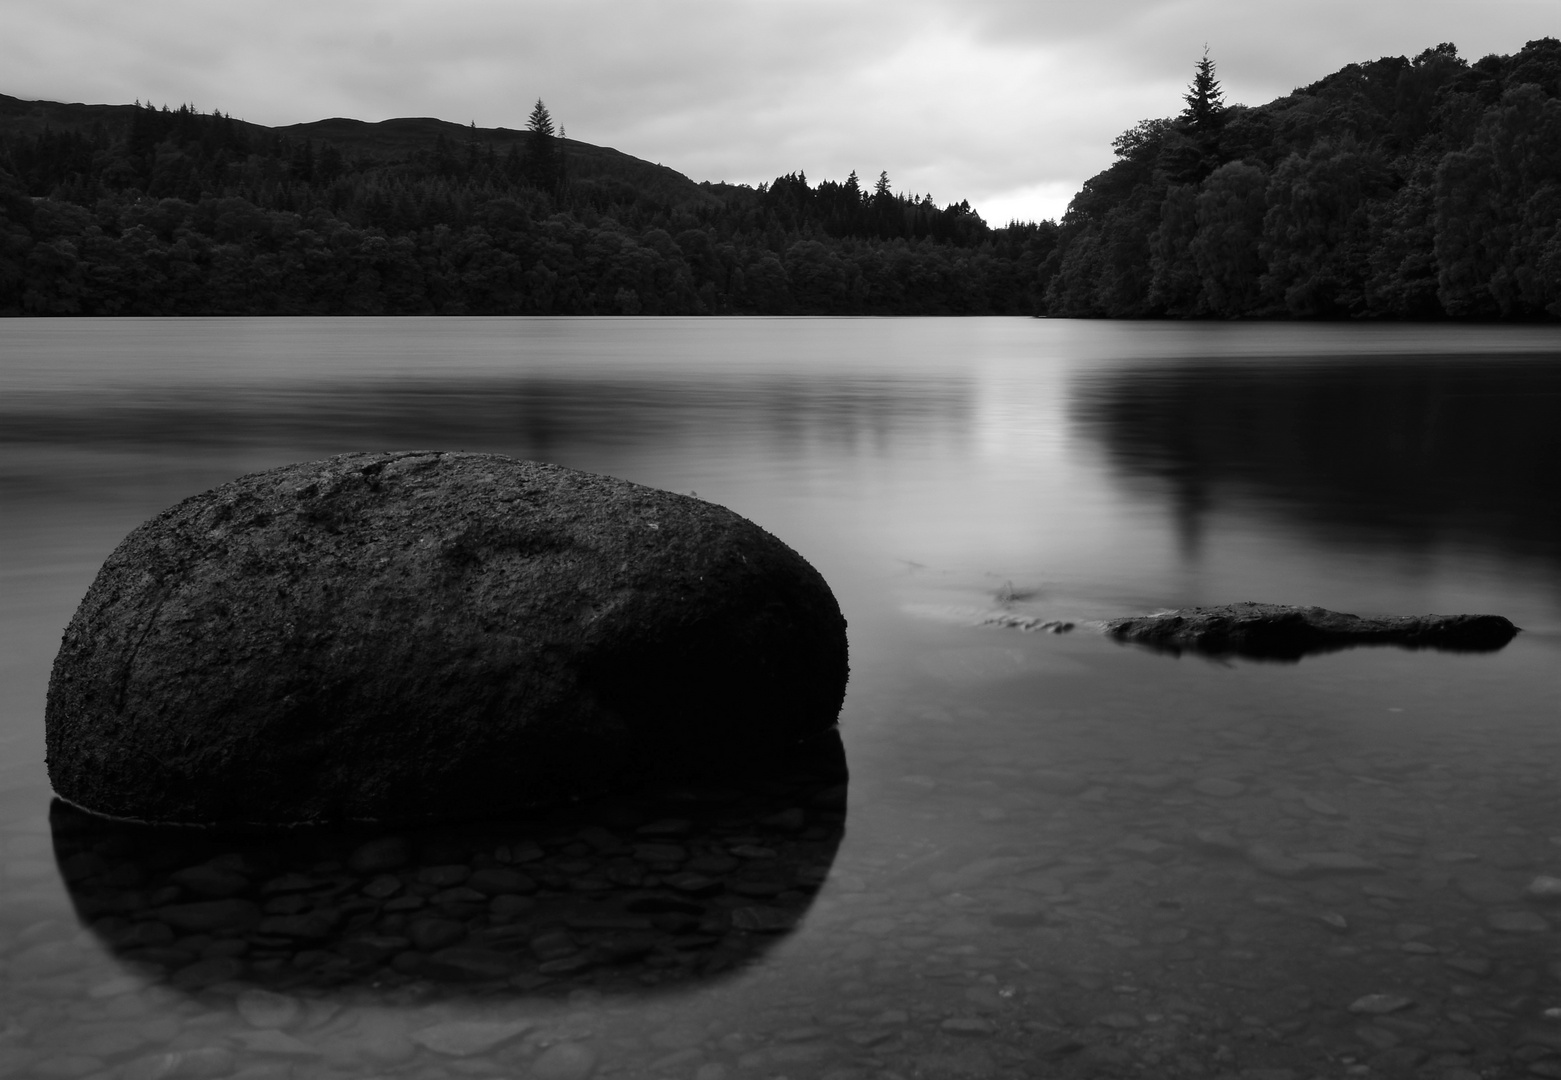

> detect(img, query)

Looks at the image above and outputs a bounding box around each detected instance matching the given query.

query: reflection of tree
[1073,359,1561,566]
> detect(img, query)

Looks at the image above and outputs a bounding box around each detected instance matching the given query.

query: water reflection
[0,374,972,455]
[51,731,847,1002]
[1071,356,1561,568]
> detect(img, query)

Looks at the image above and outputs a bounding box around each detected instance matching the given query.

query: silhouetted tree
[1182,48,1226,134]
[523,99,563,193]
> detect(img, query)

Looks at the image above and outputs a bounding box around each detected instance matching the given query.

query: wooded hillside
[0,96,1053,316]
[3,37,1557,319]
[1045,38,1561,319]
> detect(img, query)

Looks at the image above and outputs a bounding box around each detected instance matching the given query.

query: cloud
[2,0,1555,223]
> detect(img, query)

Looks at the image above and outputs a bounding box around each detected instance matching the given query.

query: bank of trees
[0,98,1056,315]
[4,38,1558,320]
[1045,37,1561,319]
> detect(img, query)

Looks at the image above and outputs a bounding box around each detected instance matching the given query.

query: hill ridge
[3,36,1558,320]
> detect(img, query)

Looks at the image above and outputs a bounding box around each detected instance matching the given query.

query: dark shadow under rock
[51,730,847,1003]
[1105,602,1519,661]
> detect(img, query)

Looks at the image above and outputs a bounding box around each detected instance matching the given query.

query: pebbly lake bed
[1,317,1559,1080]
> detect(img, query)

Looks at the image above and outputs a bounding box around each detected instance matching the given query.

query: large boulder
[1105,602,1518,660]
[46,452,849,826]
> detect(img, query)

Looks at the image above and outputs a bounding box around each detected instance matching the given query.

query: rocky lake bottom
[2,622,1559,1080]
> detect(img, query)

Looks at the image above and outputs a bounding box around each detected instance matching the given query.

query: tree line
[3,37,1557,319]
[0,98,1055,316]
[1046,38,1561,319]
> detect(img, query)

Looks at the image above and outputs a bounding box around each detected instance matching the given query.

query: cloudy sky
[5,1,1555,223]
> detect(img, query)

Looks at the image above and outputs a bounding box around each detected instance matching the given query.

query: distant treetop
[1181,47,1226,132]
[527,99,555,138]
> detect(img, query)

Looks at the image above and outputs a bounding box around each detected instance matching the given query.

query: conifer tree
[1182,48,1226,133]
[527,99,555,138]
[523,98,563,192]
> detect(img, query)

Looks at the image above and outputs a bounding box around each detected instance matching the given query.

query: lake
[2,317,1559,1079]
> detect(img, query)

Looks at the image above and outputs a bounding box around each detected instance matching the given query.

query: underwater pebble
[1443,956,1493,977]
[531,1041,599,1080]
[409,1018,535,1056]
[1526,876,1561,904]
[1348,994,1415,1015]
[120,1047,237,1080]
[1487,910,1551,933]
[1296,852,1382,875]
[940,1017,995,1035]
[347,837,410,873]
[229,1030,320,1057]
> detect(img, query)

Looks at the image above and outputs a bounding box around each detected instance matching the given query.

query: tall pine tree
[1182,48,1226,133]
[523,98,563,192]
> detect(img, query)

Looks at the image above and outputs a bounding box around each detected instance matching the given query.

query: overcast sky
[5,1,1555,224]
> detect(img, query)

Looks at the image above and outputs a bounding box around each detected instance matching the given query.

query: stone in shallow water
[347,837,410,874]
[468,867,538,896]
[46,452,848,826]
[1486,910,1551,933]
[408,1019,534,1056]
[1245,844,1309,879]
[1361,880,1414,901]
[940,1017,996,1035]
[1031,770,1088,795]
[426,946,517,980]
[1105,602,1519,659]
[1348,994,1415,1015]
[1193,777,1247,798]
[1192,828,1246,856]
[235,988,302,1029]
[1115,835,1179,862]
[408,918,467,951]
[121,1047,236,1080]
[169,864,249,898]
[170,956,244,990]
[531,1041,599,1080]
[257,911,338,940]
[153,900,260,933]
[731,906,798,932]
[1526,875,1561,903]
[1457,876,1524,904]
[1295,852,1383,875]
[231,1030,321,1059]
[1442,956,1493,977]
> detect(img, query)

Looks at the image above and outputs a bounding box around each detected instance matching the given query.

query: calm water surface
[2,318,1559,1079]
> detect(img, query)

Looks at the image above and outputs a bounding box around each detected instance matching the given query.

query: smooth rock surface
[1105,602,1518,660]
[46,452,849,825]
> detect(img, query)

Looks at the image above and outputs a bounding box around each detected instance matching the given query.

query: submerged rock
[46,451,848,825]
[1104,602,1517,660]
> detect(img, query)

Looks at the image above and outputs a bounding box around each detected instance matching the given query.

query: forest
[1,36,1557,319]
[1046,38,1561,319]
[0,97,1053,316]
